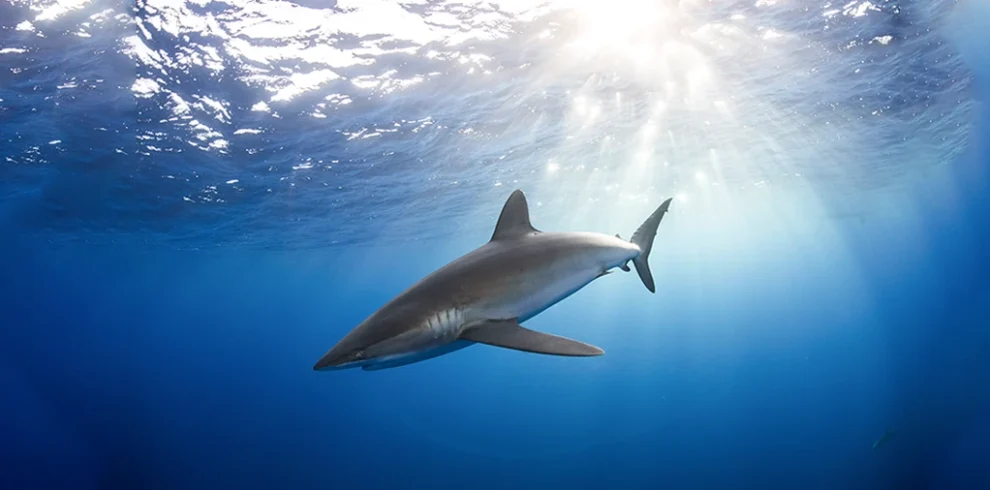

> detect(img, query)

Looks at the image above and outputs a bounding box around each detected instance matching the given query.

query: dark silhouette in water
[873,429,898,450]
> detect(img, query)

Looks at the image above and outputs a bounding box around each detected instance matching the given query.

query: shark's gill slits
[426,308,463,340]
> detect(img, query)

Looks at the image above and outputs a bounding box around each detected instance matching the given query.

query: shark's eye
[354,351,365,359]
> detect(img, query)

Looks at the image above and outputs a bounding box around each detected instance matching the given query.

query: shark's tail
[629,197,673,293]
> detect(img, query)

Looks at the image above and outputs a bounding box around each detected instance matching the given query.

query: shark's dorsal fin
[491,189,539,241]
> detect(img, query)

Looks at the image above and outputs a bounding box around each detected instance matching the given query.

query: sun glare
[565,0,668,52]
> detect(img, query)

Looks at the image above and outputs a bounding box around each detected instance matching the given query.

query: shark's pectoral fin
[459,320,604,357]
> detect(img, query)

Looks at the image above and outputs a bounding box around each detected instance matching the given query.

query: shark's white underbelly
[358,341,474,371]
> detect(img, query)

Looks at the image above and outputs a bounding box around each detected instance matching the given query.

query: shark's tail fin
[629,197,673,293]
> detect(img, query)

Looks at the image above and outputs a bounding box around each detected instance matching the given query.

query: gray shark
[872,429,897,450]
[313,189,672,371]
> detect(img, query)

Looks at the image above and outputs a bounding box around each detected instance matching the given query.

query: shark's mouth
[314,342,476,372]
[359,342,476,371]
[314,358,375,371]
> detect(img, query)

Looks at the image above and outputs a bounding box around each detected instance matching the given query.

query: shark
[872,429,897,450]
[313,189,673,371]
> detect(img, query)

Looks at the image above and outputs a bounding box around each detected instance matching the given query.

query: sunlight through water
[0,0,977,248]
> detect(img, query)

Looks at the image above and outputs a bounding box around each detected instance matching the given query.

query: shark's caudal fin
[629,197,673,293]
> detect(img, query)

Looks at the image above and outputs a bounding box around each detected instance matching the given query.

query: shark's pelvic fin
[491,189,540,241]
[459,320,604,356]
[629,197,673,293]
[616,234,632,269]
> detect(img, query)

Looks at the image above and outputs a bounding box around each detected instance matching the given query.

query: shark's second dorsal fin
[491,189,539,241]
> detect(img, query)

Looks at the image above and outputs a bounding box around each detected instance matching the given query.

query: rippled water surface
[0,0,977,247]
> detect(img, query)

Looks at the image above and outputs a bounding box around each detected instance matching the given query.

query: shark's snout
[312,354,338,371]
[313,345,365,371]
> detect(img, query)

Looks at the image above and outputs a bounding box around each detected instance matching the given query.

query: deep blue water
[2,0,989,489]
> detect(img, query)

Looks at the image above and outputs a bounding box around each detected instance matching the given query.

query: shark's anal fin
[459,320,604,356]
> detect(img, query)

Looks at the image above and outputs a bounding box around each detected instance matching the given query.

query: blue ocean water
[1,0,989,488]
